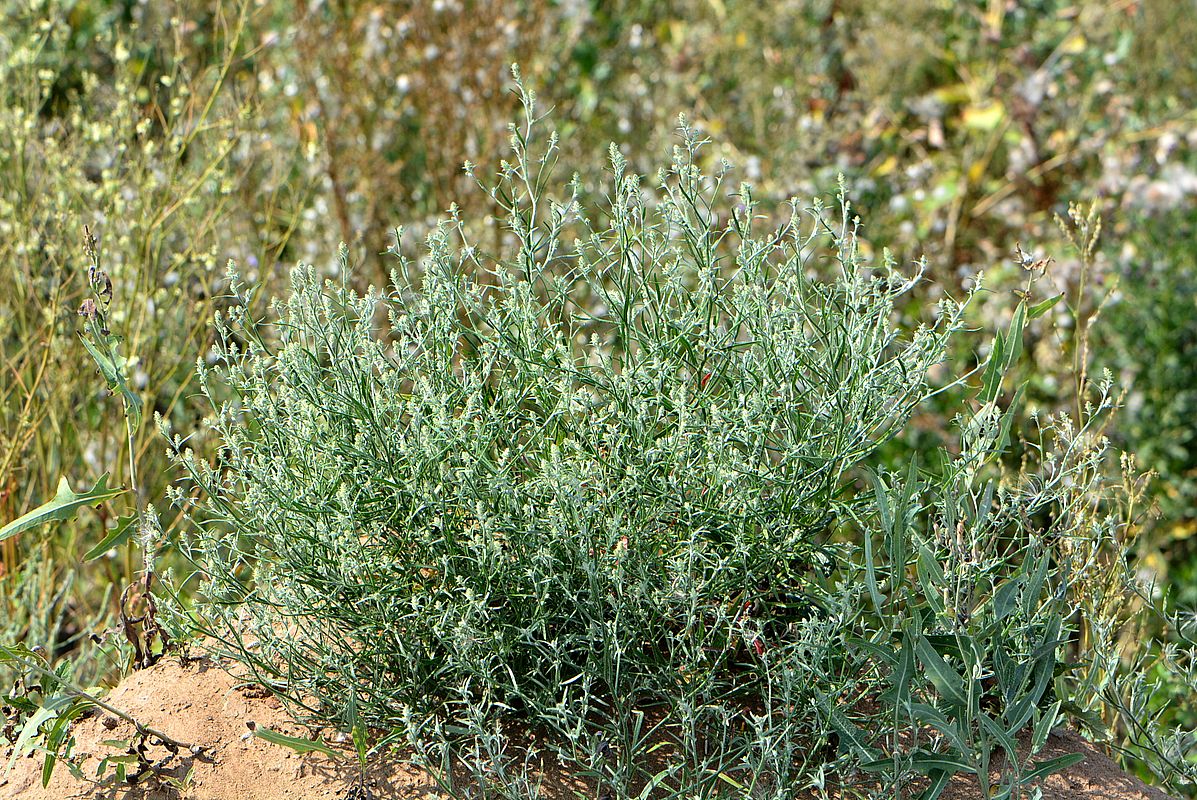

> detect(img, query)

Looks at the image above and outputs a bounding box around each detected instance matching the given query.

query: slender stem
[1,647,198,752]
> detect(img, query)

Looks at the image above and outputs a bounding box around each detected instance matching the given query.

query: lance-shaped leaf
[80,334,143,430]
[1027,293,1064,320]
[248,724,339,759]
[0,474,124,543]
[83,513,139,561]
[915,633,969,710]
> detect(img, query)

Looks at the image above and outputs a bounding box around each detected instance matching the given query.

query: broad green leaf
[0,474,123,544]
[251,727,339,759]
[915,634,968,710]
[83,514,138,561]
[906,702,969,755]
[992,576,1022,622]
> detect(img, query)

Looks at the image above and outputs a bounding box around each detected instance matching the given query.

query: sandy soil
[0,656,1175,800]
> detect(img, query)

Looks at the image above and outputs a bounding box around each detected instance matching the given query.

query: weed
[166,80,1197,797]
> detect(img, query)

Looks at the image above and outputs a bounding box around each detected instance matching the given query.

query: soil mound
[0,656,1174,799]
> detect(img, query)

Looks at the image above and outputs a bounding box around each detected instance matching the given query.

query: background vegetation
[2,0,1196,793]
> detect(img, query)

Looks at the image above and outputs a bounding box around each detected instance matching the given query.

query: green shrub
[165,87,1197,797]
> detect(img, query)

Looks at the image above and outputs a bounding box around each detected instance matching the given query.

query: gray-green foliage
[166,85,1195,798]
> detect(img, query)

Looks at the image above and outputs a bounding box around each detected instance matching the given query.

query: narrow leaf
[993,386,1024,455]
[1003,301,1027,372]
[1023,553,1049,615]
[918,545,946,614]
[1031,701,1062,753]
[864,468,891,613]
[915,634,968,709]
[980,328,1007,405]
[863,524,886,615]
[5,704,58,774]
[251,727,339,759]
[892,457,919,594]
[868,468,894,538]
[908,753,973,774]
[819,695,876,761]
[918,768,954,800]
[894,633,916,699]
[715,771,746,791]
[351,721,369,766]
[83,514,138,561]
[979,714,1019,761]
[1027,293,1064,320]
[1005,650,1056,733]
[850,637,898,667]
[79,335,143,430]
[1022,753,1085,783]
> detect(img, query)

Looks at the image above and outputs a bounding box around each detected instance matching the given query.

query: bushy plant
[1,2,1195,792]
[166,86,1197,797]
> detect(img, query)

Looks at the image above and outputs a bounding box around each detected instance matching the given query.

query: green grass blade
[250,727,339,759]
